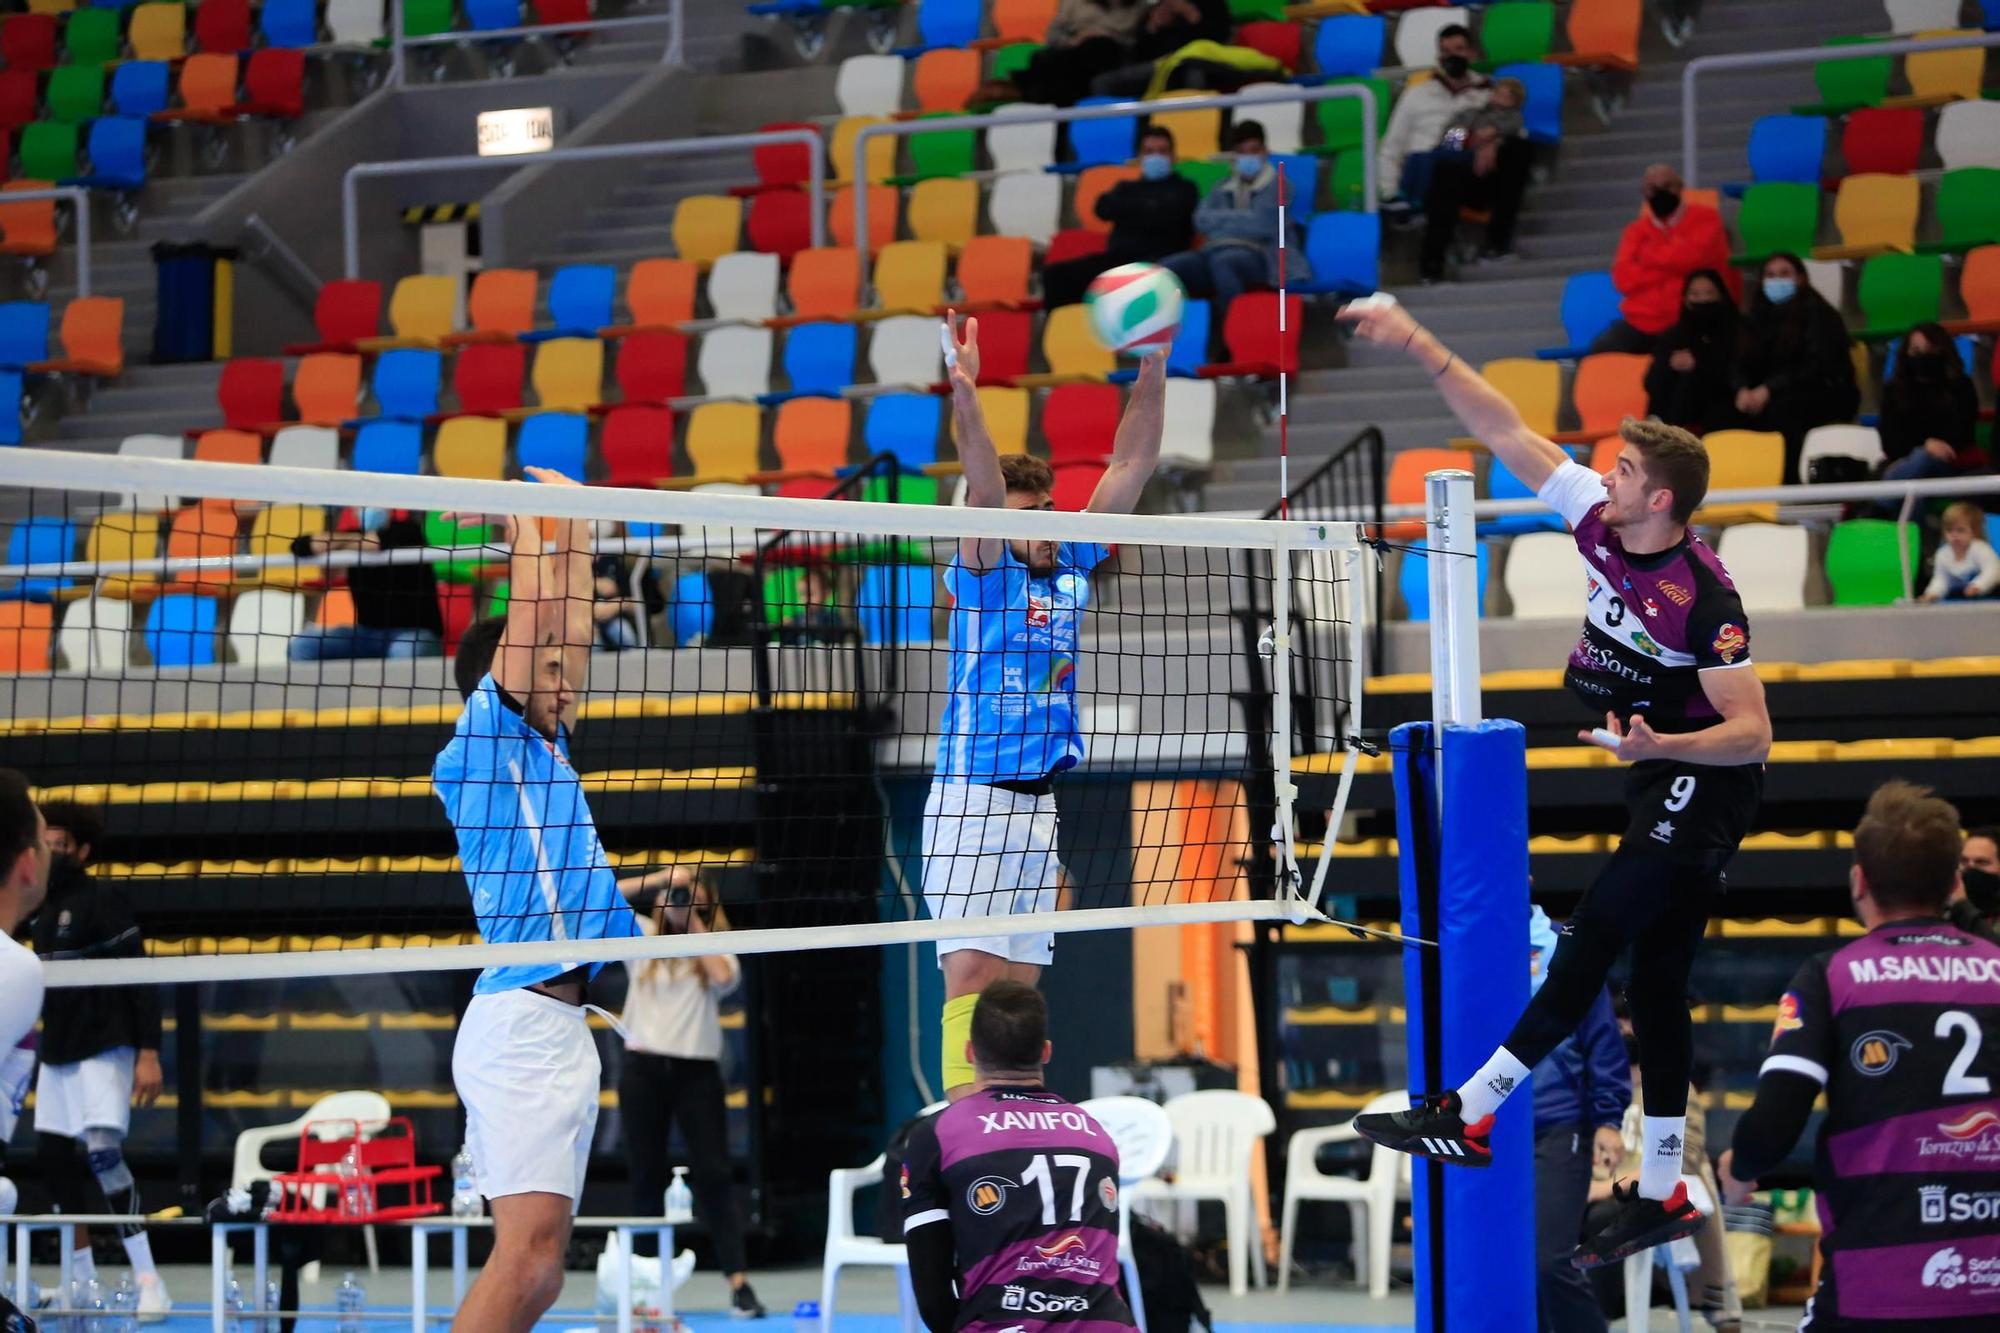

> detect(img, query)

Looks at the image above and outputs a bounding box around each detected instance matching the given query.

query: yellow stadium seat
[247,504,325,588]
[1894,30,1985,106]
[127,2,187,61]
[1036,303,1115,381]
[1814,173,1919,259]
[671,195,743,268]
[1480,358,1561,436]
[872,240,948,314]
[432,416,508,480]
[1834,737,1955,760]
[86,511,160,598]
[527,337,605,412]
[907,177,981,250]
[686,401,763,478]
[1147,92,1223,160]
[359,274,457,350]
[954,386,1029,456]
[830,115,897,185]
[1693,429,1785,523]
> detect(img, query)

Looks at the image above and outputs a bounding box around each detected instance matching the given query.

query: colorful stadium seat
[1299,212,1380,297]
[1399,542,1490,620]
[1068,98,1138,168]
[267,426,340,471]
[988,0,1056,45]
[215,356,282,429]
[19,124,78,182]
[0,74,36,131]
[707,251,782,323]
[1946,245,2000,333]
[110,62,174,120]
[144,594,221,668]
[913,48,980,112]
[872,241,948,314]
[908,177,980,249]
[372,348,443,419]
[1900,33,1984,106]
[534,264,617,339]
[291,279,382,354]
[1393,6,1468,67]
[695,325,774,399]
[772,395,851,485]
[1797,423,1885,484]
[1693,429,1785,524]
[452,340,527,415]
[863,393,940,470]
[867,316,944,386]
[1856,251,1943,338]
[1,517,75,602]
[78,117,149,191]
[615,330,689,403]
[1480,2,1555,65]
[32,295,122,377]
[985,106,1057,174]
[830,184,899,252]
[1935,99,2000,171]
[752,121,817,191]
[1497,62,1564,144]
[1806,35,1891,113]
[1074,165,1139,234]
[971,308,1032,383]
[0,15,56,72]
[518,412,590,478]
[748,190,815,261]
[1825,518,1918,605]
[454,268,539,344]
[260,0,320,47]
[0,303,47,372]
[1816,172,1918,259]
[1481,358,1561,436]
[1235,21,1303,72]
[365,275,456,350]
[326,0,386,45]
[1840,106,1923,178]
[907,116,977,181]
[1383,448,1465,540]
[163,54,242,124]
[958,385,1028,455]
[1041,383,1119,464]
[45,65,105,124]
[195,0,254,52]
[788,247,862,321]
[63,8,120,64]
[351,419,422,474]
[619,258,699,330]
[1202,293,1302,380]
[1037,304,1114,382]
[831,115,897,184]
[835,55,903,117]
[1925,168,2000,253]
[1549,0,1640,71]
[242,49,307,119]
[1534,271,1622,360]
[671,195,744,267]
[686,400,762,477]
[1733,183,1820,263]
[193,427,263,468]
[1314,15,1385,77]
[956,236,1033,310]
[1565,353,1648,440]
[915,0,980,50]
[1313,77,1392,154]
[432,415,508,479]
[600,404,674,486]
[167,500,241,587]
[781,322,858,397]
[1747,115,1828,184]
[293,352,363,426]
[986,171,1062,243]
[527,337,604,412]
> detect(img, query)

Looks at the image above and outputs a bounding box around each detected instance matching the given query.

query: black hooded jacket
[31,857,161,1065]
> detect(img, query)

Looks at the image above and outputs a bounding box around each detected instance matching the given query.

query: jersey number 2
[1020,1154,1092,1226]
[1939,1010,1992,1095]
[1664,775,1696,812]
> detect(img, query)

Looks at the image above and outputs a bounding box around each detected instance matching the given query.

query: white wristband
[940,321,957,369]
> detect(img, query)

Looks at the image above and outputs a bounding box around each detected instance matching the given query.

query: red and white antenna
[1276,160,1290,520]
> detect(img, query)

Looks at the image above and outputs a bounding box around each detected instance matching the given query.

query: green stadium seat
[62,9,122,67]
[1825,518,1919,605]
[1175,158,1229,195]
[1312,77,1391,156]
[905,118,975,182]
[990,42,1039,84]
[1478,1,1555,66]
[1921,168,2000,255]
[1856,252,1943,340]
[19,122,78,181]
[45,65,105,124]
[1329,151,1366,211]
[1731,182,1819,264]
[1798,35,1891,115]
[403,0,453,36]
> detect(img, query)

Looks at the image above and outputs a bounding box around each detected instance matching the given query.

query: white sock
[69,1246,97,1288]
[120,1231,157,1281]
[1455,1047,1531,1122]
[1639,1115,1687,1202]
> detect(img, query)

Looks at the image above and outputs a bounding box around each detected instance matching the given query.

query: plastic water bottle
[80,1276,107,1333]
[223,1274,247,1333]
[663,1165,694,1225]
[265,1278,281,1320]
[450,1142,482,1219]
[335,1271,366,1333]
[336,1143,373,1218]
[792,1298,821,1333]
[110,1275,138,1333]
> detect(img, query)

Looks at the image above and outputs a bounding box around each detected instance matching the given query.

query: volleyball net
[0,448,1370,987]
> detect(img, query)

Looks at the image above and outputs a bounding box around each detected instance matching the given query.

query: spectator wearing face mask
[1159,121,1308,348]
[1879,322,1986,487]
[1040,126,1200,308]
[1732,252,1860,482]
[1377,25,1491,213]
[1590,165,1734,355]
[288,508,445,661]
[1643,269,1743,435]
[1951,825,2000,942]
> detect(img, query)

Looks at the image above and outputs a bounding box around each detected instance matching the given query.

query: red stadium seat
[286,280,382,355]
[1049,460,1106,512]
[0,73,39,130]
[1043,228,1108,266]
[452,341,526,416]
[1235,21,1303,72]
[747,190,814,261]
[1839,107,1923,179]
[973,309,1032,385]
[194,0,254,53]
[600,404,675,486]
[615,330,689,403]
[0,16,56,74]
[217,358,285,430]
[242,49,307,119]
[534,0,591,21]
[751,121,816,192]
[1199,292,1301,380]
[1040,384,1120,465]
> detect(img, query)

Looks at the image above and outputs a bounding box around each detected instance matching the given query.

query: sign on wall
[476,107,557,157]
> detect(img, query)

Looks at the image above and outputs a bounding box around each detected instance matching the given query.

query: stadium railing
[1681,30,2000,188]
[387,0,685,82]
[340,128,830,278]
[6,186,94,296]
[849,82,1383,287]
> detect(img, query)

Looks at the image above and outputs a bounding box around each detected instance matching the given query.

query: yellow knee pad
[941,993,979,1094]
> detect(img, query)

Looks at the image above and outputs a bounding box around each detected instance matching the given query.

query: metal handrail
[390,0,683,80]
[1,186,92,296]
[852,83,1380,284]
[340,127,827,277]
[1682,30,2000,188]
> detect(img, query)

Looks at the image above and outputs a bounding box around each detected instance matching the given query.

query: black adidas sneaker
[1571,1179,1704,1269]
[1352,1089,1494,1167]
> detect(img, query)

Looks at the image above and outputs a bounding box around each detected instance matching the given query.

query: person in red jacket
[1590,164,1734,355]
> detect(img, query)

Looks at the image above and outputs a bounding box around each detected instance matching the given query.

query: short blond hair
[1941,500,1985,534]
[1618,417,1709,523]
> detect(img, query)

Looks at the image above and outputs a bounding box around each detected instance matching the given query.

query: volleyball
[1083,262,1185,352]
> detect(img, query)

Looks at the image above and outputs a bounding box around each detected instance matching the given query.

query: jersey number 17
[1021,1154,1093,1225]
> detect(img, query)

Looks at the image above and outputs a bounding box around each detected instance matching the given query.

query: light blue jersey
[433,673,641,995]
[935,542,1111,784]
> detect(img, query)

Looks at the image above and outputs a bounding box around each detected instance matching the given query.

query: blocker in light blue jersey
[934,541,1112,784]
[433,672,641,995]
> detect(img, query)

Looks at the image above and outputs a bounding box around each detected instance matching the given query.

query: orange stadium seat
[787,247,863,321]
[33,296,123,377]
[1075,166,1140,234]
[956,236,1033,310]
[1384,448,1465,540]
[831,184,899,253]
[168,501,240,587]
[452,268,539,344]
[292,353,363,427]
[616,258,699,331]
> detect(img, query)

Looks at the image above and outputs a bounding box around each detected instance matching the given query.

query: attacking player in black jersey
[901,982,1134,1333]
[1339,299,1773,1268]
[1720,782,2000,1329]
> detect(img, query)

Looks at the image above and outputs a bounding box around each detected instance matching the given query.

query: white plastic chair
[1160,379,1217,469]
[115,433,183,511]
[706,251,783,325]
[1238,83,1303,154]
[820,1103,946,1333]
[1802,259,1846,309]
[1392,6,1469,69]
[325,0,386,45]
[1715,523,1809,612]
[1278,1090,1411,1299]
[695,325,775,399]
[868,315,945,387]
[1620,1173,1715,1333]
[986,107,1058,175]
[1128,1090,1276,1296]
[1884,0,1961,33]
[232,1091,391,1274]
[987,171,1062,245]
[228,590,307,664]
[1935,100,2000,171]
[268,425,341,471]
[54,595,131,673]
[1502,531,1586,619]
[835,54,905,117]
[1078,1095,1174,1333]
[1796,423,1884,485]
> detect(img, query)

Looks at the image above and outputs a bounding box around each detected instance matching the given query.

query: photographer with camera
[618,867,765,1318]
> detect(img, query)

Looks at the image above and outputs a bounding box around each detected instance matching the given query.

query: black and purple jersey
[901,1087,1134,1333]
[1762,921,2000,1322]
[1537,462,1753,732]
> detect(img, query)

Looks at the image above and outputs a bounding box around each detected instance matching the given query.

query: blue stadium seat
[777,322,858,399]
[526,264,618,341]
[1272,153,1318,219]
[671,570,713,645]
[1747,115,1828,185]
[1480,456,1563,536]
[259,0,319,47]
[0,303,50,369]
[1,517,75,601]
[863,393,941,471]
[517,411,589,478]
[465,0,522,30]
[1497,63,1564,144]
[1166,299,1209,377]
[1067,97,1139,168]
[77,117,147,191]
[1535,271,1621,360]
[1298,212,1380,297]
[1312,15,1385,78]
[1399,542,1491,621]
[1883,332,1978,380]
[145,594,220,668]
[859,564,935,644]
[371,349,442,420]
[351,419,422,474]
[109,61,171,117]
[915,0,980,50]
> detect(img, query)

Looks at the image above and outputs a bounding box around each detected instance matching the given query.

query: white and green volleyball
[1083,262,1185,353]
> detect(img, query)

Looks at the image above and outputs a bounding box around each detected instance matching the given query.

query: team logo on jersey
[1921,1185,2000,1224]
[1586,575,1602,600]
[1923,1247,1967,1290]
[1922,1185,1949,1224]
[1711,623,1746,664]
[1941,1109,2000,1141]
[899,1163,911,1200]
[967,1176,1012,1215]
[1629,629,1663,658]
[1657,580,1692,607]
[1098,1177,1117,1210]
[1851,1030,1912,1076]
[1642,597,1660,618]
[1026,596,1051,628]
[1771,992,1805,1040]
[1014,1233,1103,1278]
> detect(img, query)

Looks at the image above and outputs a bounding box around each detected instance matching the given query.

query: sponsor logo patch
[1851,1030,1912,1076]
[899,1163,911,1200]
[1642,596,1660,618]
[1711,622,1746,664]
[1921,1185,2000,1225]
[1657,580,1692,607]
[1026,596,1050,628]
[1098,1177,1118,1210]
[967,1176,1011,1215]
[1001,1286,1089,1315]
[1014,1233,1104,1278]
[1629,628,1663,657]
[1771,992,1805,1040]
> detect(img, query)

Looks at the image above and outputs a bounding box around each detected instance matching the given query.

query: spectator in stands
[1643,270,1743,435]
[1377,24,1492,216]
[1590,165,1733,355]
[288,508,444,661]
[32,802,171,1319]
[1084,0,1234,99]
[1041,127,1200,308]
[999,0,1148,106]
[1527,907,1627,1333]
[1732,253,1860,482]
[592,555,642,650]
[1919,501,2000,603]
[619,867,766,1318]
[1878,323,1986,488]
[1417,75,1534,282]
[1951,825,2000,942]
[1160,121,1308,349]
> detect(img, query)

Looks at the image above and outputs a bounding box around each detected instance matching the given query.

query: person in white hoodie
[1920,501,2000,602]
[1377,25,1491,210]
